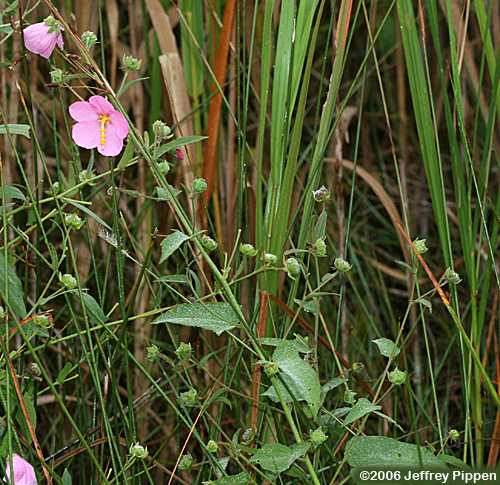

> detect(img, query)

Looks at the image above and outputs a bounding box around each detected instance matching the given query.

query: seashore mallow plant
[0,1,497,483]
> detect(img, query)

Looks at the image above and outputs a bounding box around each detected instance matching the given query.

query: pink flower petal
[72,121,100,149]
[69,101,98,122]
[23,23,61,59]
[5,454,37,485]
[56,32,64,49]
[110,112,129,139]
[97,128,124,157]
[89,96,115,115]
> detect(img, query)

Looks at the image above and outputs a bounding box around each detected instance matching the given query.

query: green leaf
[0,124,30,138]
[160,230,190,263]
[321,376,345,396]
[372,338,400,359]
[264,340,322,417]
[0,186,25,201]
[343,398,381,425]
[62,468,73,485]
[250,442,310,474]
[312,209,327,241]
[211,472,250,485]
[156,135,207,158]
[152,302,240,336]
[155,184,181,201]
[345,436,443,468]
[0,253,27,320]
[116,138,136,171]
[80,293,107,324]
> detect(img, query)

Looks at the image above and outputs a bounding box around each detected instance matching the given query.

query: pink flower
[5,454,37,485]
[23,16,64,59]
[69,96,129,156]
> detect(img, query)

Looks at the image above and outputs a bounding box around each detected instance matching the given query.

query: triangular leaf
[160,231,190,263]
[0,253,26,320]
[372,338,400,358]
[152,302,240,336]
[343,398,381,425]
[250,442,310,474]
[345,436,443,468]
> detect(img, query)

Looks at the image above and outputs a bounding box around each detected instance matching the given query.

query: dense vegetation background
[0,0,499,483]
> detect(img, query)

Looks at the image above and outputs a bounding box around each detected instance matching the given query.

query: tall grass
[0,0,498,483]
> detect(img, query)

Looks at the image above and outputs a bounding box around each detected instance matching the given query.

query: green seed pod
[201,235,218,252]
[309,427,328,447]
[312,239,327,258]
[122,54,142,72]
[444,267,461,285]
[206,440,218,453]
[49,68,66,84]
[263,253,277,266]
[81,31,98,49]
[285,257,301,279]
[175,342,192,361]
[334,257,352,273]
[192,177,208,194]
[239,243,258,257]
[413,237,428,255]
[158,161,170,175]
[129,442,148,459]
[146,344,160,363]
[263,361,279,377]
[178,453,194,471]
[64,213,85,230]
[179,388,198,408]
[59,273,77,290]
[152,120,172,141]
[448,429,460,442]
[312,185,330,203]
[388,367,406,385]
[344,389,357,404]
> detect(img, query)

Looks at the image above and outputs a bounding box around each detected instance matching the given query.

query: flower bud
[285,257,301,279]
[0,306,5,320]
[50,181,61,195]
[263,253,277,266]
[206,440,218,453]
[334,257,352,273]
[239,243,258,257]
[175,148,185,161]
[344,389,356,404]
[28,362,42,378]
[129,442,148,459]
[444,267,461,285]
[201,235,218,252]
[79,169,96,185]
[81,31,97,49]
[175,342,192,361]
[413,237,428,255]
[242,428,255,444]
[122,54,142,72]
[351,362,365,374]
[263,361,279,377]
[146,344,160,363]
[64,213,85,230]
[312,239,327,258]
[192,177,208,194]
[33,314,51,328]
[309,427,328,447]
[178,453,194,471]
[448,429,460,442]
[158,161,170,175]
[59,273,77,290]
[179,388,198,408]
[152,120,172,141]
[50,68,67,84]
[312,185,330,203]
[388,367,406,385]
